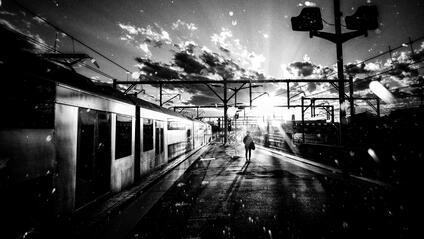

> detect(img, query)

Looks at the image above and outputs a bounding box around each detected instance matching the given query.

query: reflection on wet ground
[128,144,410,239]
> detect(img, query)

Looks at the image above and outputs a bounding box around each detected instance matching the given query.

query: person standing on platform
[243,131,254,162]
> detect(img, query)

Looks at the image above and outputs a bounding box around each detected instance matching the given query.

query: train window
[155,122,164,155]
[167,121,185,130]
[115,114,132,159]
[143,119,153,152]
[160,128,164,153]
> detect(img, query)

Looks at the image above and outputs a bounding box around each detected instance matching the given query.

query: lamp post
[291,0,378,144]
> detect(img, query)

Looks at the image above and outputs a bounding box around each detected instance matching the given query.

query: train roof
[0,26,205,124]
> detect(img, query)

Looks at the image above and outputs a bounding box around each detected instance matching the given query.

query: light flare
[270,120,299,154]
[369,81,396,103]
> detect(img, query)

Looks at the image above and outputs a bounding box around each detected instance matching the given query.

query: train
[0,25,212,231]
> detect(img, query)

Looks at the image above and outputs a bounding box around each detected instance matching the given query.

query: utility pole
[334,0,346,131]
[301,96,305,143]
[292,0,376,144]
[287,82,290,109]
[234,92,238,146]
[159,83,163,106]
[349,76,355,122]
[223,77,228,145]
[332,0,349,144]
[249,83,252,109]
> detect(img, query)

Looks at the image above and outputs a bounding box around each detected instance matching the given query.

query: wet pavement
[127,143,411,239]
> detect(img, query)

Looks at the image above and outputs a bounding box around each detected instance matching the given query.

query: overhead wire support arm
[113,79,349,85]
[172,104,311,109]
[310,29,367,43]
[124,83,137,94]
[162,94,181,106]
[205,84,224,102]
[227,83,246,101]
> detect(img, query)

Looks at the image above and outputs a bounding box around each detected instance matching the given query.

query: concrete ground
[126,143,411,239]
[29,144,211,239]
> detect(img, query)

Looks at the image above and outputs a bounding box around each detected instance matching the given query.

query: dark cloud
[288,61,315,77]
[345,63,369,75]
[388,62,419,77]
[219,46,231,54]
[391,89,414,98]
[353,78,372,91]
[135,56,216,96]
[185,42,197,54]
[144,37,164,48]
[188,94,221,105]
[174,51,207,74]
[199,51,221,68]
[410,75,424,87]
[135,57,180,79]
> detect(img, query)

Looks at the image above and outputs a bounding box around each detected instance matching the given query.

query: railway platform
[36,141,416,239]
[124,143,411,239]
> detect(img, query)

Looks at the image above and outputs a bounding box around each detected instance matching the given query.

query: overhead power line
[289,34,424,96]
[325,35,424,79]
[12,0,132,74]
[7,22,119,83]
[291,57,424,101]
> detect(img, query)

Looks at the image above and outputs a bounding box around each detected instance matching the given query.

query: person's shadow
[239,160,250,174]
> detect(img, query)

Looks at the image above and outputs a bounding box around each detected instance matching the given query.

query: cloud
[135,57,181,79]
[0,19,48,52]
[345,62,370,75]
[210,28,266,72]
[138,43,151,57]
[134,56,211,96]
[171,19,198,31]
[174,51,207,74]
[280,55,341,97]
[219,46,231,54]
[32,16,46,25]
[0,19,24,34]
[346,42,424,101]
[118,22,172,51]
[0,11,16,16]
[364,62,381,71]
[133,40,268,107]
[118,23,139,34]
[141,24,172,47]
[287,61,315,77]
[411,41,424,62]
[388,62,419,78]
[211,28,233,47]
[173,40,197,53]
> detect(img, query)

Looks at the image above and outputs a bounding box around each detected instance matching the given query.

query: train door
[154,121,165,166]
[186,126,192,152]
[75,108,111,209]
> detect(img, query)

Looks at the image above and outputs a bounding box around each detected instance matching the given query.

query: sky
[1,0,424,120]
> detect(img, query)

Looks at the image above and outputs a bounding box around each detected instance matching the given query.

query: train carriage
[0,26,212,233]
